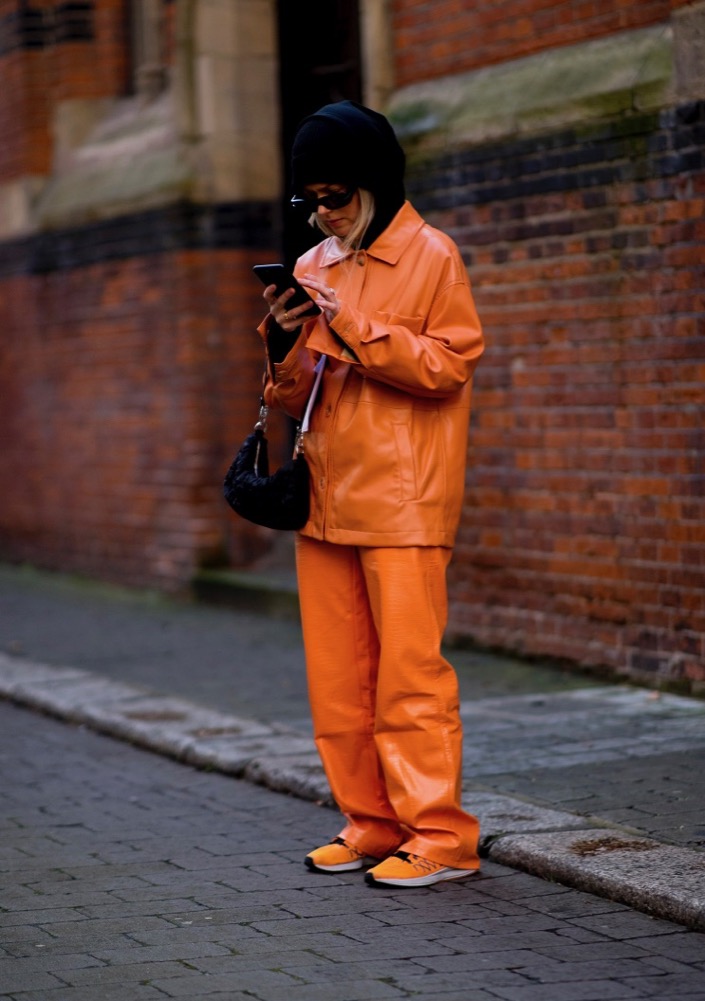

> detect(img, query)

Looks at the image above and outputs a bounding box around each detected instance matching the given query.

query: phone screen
[253,264,321,316]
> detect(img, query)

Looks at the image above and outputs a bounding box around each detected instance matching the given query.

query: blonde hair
[310,189,376,253]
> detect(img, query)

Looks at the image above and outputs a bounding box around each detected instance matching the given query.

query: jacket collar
[318,201,425,268]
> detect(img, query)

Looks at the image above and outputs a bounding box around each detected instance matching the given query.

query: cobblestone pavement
[1,564,705,938]
[458,689,705,850]
[2,700,705,1001]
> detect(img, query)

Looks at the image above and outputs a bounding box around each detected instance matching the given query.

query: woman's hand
[300,274,340,322]
[263,285,316,332]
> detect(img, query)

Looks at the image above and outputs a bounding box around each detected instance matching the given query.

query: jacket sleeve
[326,277,484,398]
[257,314,318,421]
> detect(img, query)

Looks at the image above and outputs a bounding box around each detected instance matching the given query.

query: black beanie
[291,100,406,247]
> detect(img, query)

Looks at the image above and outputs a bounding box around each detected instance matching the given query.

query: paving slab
[1,650,704,934]
[2,698,702,1001]
[2,562,705,942]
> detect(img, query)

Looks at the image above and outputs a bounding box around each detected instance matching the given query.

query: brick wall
[0,203,285,589]
[53,0,130,100]
[391,0,695,87]
[0,0,285,589]
[1,0,703,689]
[405,103,705,688]
[0,1,130,183]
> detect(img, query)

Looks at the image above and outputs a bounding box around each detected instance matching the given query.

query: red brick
[391,0,672,86]
[0,1,702,690]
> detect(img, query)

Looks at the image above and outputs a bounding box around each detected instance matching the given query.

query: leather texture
[261,201,484,548]
[296,536,481,870]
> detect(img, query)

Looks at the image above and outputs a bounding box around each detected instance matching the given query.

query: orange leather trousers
[295,536,480,870]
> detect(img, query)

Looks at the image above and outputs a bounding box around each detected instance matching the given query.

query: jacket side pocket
[393,423,417,501]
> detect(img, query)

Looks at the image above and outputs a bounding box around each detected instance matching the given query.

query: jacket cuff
[326,304,361,362]
[330,302,360,351]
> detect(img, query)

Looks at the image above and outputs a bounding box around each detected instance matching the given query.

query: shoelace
[396,851,442,874]
[332,836,365,858]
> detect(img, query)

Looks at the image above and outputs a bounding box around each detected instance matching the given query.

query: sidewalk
[1,561,704,934]
[6,699,705,1001]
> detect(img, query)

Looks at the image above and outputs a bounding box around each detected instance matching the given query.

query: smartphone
[253,264,321,316]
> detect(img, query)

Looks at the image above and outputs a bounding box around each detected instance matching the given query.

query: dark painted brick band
[2,102,702,276]
[0,2,95,55]
[0,200,277,277]
[407,103,705,211]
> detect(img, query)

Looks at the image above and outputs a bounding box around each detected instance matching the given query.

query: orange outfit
[262,199,484,869]
[262,202,484,547]
[296,538,480,869]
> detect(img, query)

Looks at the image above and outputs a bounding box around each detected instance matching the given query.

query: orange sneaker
[305,837,379,873]
[365,851,479,887]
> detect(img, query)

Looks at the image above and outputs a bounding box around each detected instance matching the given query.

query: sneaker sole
[305,856,378,873]
[365,867,479,887]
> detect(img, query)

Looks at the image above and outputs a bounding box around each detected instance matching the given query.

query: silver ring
[328,287,335,295]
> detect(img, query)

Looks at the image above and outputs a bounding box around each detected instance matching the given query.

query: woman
[259,101,484,888]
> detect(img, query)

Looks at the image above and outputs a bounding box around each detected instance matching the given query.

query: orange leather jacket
[261,201,484,547]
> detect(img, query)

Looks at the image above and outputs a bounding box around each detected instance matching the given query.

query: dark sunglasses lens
[323,189,354,209]
[290,188,355,212]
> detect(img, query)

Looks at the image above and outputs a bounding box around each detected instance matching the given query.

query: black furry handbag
[223,357,324,531]
[223,413,310,531]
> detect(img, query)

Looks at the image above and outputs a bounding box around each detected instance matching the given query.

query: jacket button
[319,477,325,489]
[325,404,332,416]
[356,254,365,266]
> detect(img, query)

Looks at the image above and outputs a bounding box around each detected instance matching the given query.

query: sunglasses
[290,187,356,213]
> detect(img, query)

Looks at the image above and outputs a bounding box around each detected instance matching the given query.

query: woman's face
[304,184,361,239]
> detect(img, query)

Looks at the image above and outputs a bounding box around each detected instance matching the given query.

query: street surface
[1,564,705,999]
[2,701,704,1001]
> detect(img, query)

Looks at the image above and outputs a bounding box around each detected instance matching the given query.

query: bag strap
[300,356,326,434]
[254,360,270,434]
[255,355,327,456]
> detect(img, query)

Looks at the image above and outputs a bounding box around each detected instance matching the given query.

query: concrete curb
[1,651,704,931]
[490,829,705,932]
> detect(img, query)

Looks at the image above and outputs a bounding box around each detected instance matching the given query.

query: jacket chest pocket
[370,311,425,337]
[392,423,417,501]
